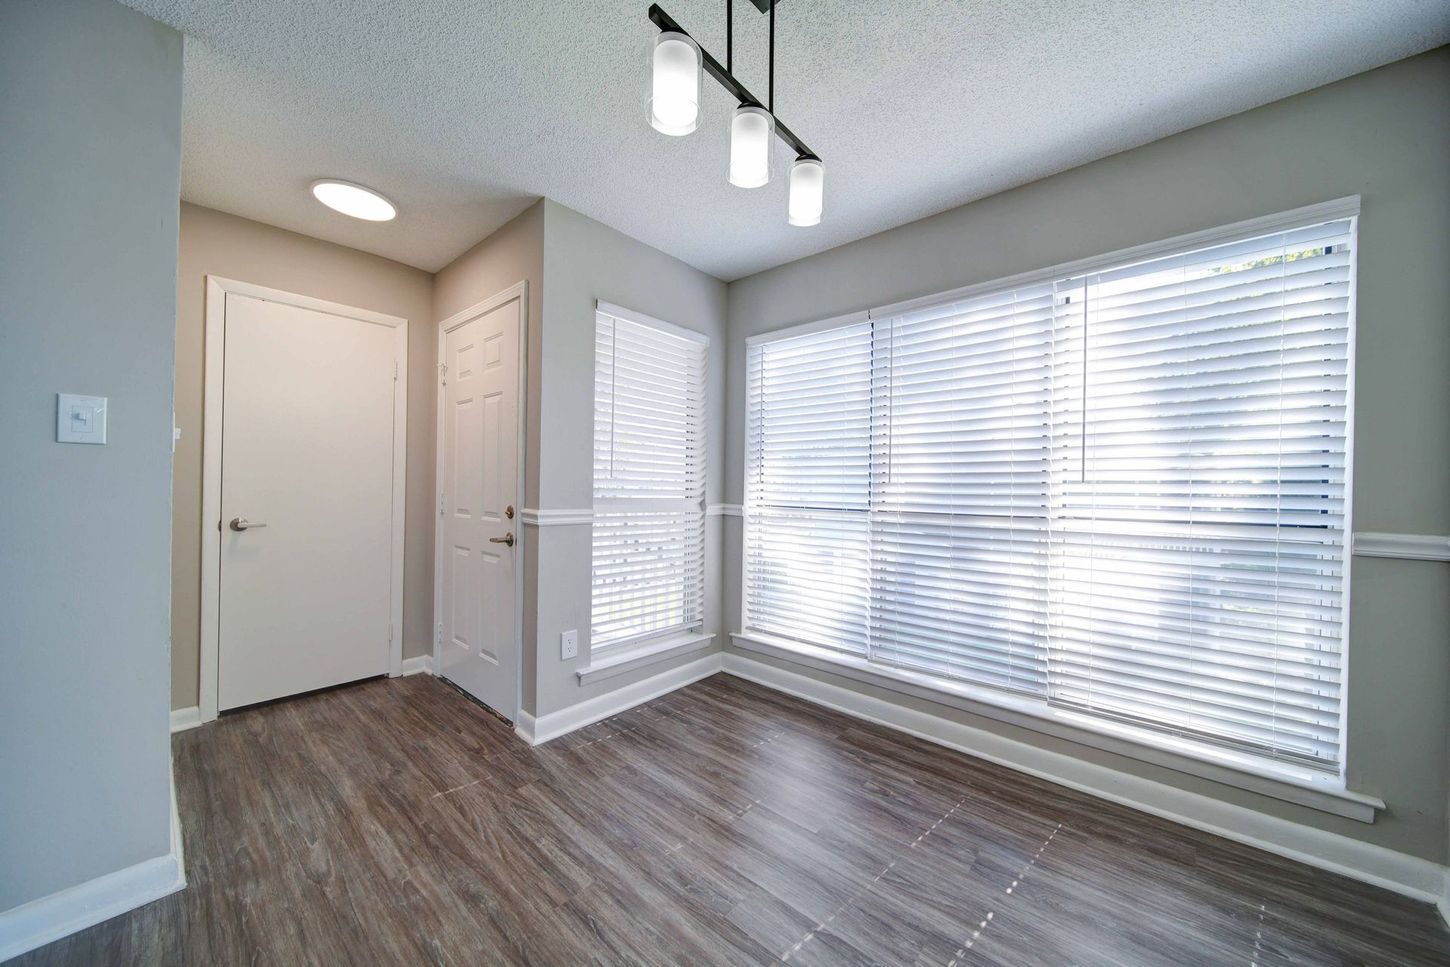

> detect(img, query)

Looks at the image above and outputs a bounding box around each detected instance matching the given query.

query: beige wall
[723,47,1450,864]
[1,0,182,911]
[172,204,435,709]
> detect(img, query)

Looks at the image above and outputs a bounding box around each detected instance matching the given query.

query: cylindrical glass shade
[729,105,774,188]
[649,32,700,136]
[787,157,824,226]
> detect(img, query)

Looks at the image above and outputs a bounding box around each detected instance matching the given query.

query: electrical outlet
[560,629,578,660]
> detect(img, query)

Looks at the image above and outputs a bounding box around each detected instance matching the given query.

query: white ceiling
[123,0,1449,281]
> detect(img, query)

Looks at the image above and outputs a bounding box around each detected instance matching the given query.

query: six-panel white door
[218,293,399,710]
[435,290,521,720]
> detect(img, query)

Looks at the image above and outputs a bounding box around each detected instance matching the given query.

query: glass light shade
[729,105,774,188]
[787,158,824,226]
[649,32,701,136]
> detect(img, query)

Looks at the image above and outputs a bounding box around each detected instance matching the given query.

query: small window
[591,303,708,652]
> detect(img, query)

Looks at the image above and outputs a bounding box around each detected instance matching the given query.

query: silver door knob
[488,532,515,547]
[229,517,267,531]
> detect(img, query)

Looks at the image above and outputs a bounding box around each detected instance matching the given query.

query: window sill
[729,632,1383,824]
[577,631,716,685]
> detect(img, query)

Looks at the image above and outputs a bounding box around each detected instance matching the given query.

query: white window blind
[1044,219,1352,767]
[743,214,1355,771]
[870,283,1056,694]
[744,321,873,656]
[591,305,707,650]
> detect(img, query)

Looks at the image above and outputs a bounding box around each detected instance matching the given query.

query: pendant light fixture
[649,31,702,135]
[646,1,824,226]
[787,156,824,226]
[729,105,773,187]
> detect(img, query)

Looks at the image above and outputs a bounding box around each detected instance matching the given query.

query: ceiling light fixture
[310,179,397,221]
[729,105,774,188]
[647,1,823,226]
[787,156,824,226]
[650,31,702,135]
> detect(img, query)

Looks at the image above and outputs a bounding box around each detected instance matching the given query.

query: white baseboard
[520,651,724,746]
[722,651,1449,906]
[1439,868,1450,929]
[169,706,201,734]
[400,654,434,677]
[514,709,538,745]
[0,762,187,962]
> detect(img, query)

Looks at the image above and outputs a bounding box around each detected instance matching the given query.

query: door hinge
[439,491,445,515]
[439,362,448,385]
[394,361,399,381]
[388,623,394,643]
[435,622,442,645]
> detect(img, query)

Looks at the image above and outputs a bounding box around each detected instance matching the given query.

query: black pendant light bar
[646,3,819,162]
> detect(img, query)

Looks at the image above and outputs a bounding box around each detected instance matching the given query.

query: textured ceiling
[123,0,1450,280]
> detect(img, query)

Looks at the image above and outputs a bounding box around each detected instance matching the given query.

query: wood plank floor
[14,673,1450,965]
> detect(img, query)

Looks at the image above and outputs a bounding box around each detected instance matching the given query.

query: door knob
[489,532,515,547]
[229,517,267,531]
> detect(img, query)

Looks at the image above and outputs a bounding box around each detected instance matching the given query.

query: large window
[592,302,708,652]
[744,212,1355,773]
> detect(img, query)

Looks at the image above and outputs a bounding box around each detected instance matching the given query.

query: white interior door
[436,288,521,720]
[218,292,400,710]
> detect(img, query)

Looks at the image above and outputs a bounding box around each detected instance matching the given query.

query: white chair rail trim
[521,505,735,525]
[1352,532,1450,562]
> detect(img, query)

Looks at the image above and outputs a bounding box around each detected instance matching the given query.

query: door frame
[432,281,529,722]
[199,276,409,723]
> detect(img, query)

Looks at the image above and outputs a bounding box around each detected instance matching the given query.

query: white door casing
[200,278,407,720]
[433,283,525,720]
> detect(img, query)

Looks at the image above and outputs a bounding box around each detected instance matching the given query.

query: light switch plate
[560,629,578,661]
[57,394,107,444]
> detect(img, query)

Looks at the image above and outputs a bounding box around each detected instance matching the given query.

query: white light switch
[560,629,578,661]
[57,394,107,444]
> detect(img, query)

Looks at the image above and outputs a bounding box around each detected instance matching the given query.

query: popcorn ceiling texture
[122,0,1449,280]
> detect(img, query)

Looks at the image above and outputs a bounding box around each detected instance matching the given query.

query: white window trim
[577,630,716,684]
[737,197,1368,814]
[731,632,1380,822]
[869,196,1363,321]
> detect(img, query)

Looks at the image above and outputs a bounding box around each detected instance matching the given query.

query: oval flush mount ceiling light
[310,180,397,221]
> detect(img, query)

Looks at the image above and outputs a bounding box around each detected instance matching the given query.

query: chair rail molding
[521,505,736,526]
[1352,532,1450,561]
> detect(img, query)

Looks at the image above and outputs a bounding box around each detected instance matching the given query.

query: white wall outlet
[56,393,107,444]
[560,629,578,661]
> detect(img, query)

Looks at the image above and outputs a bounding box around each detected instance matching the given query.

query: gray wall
[171,204,435,709]
[432,200,726,719]
[534,200,728,717]
[723,48,1450,863]
[433,202,547,713]
[0,0,183,911]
